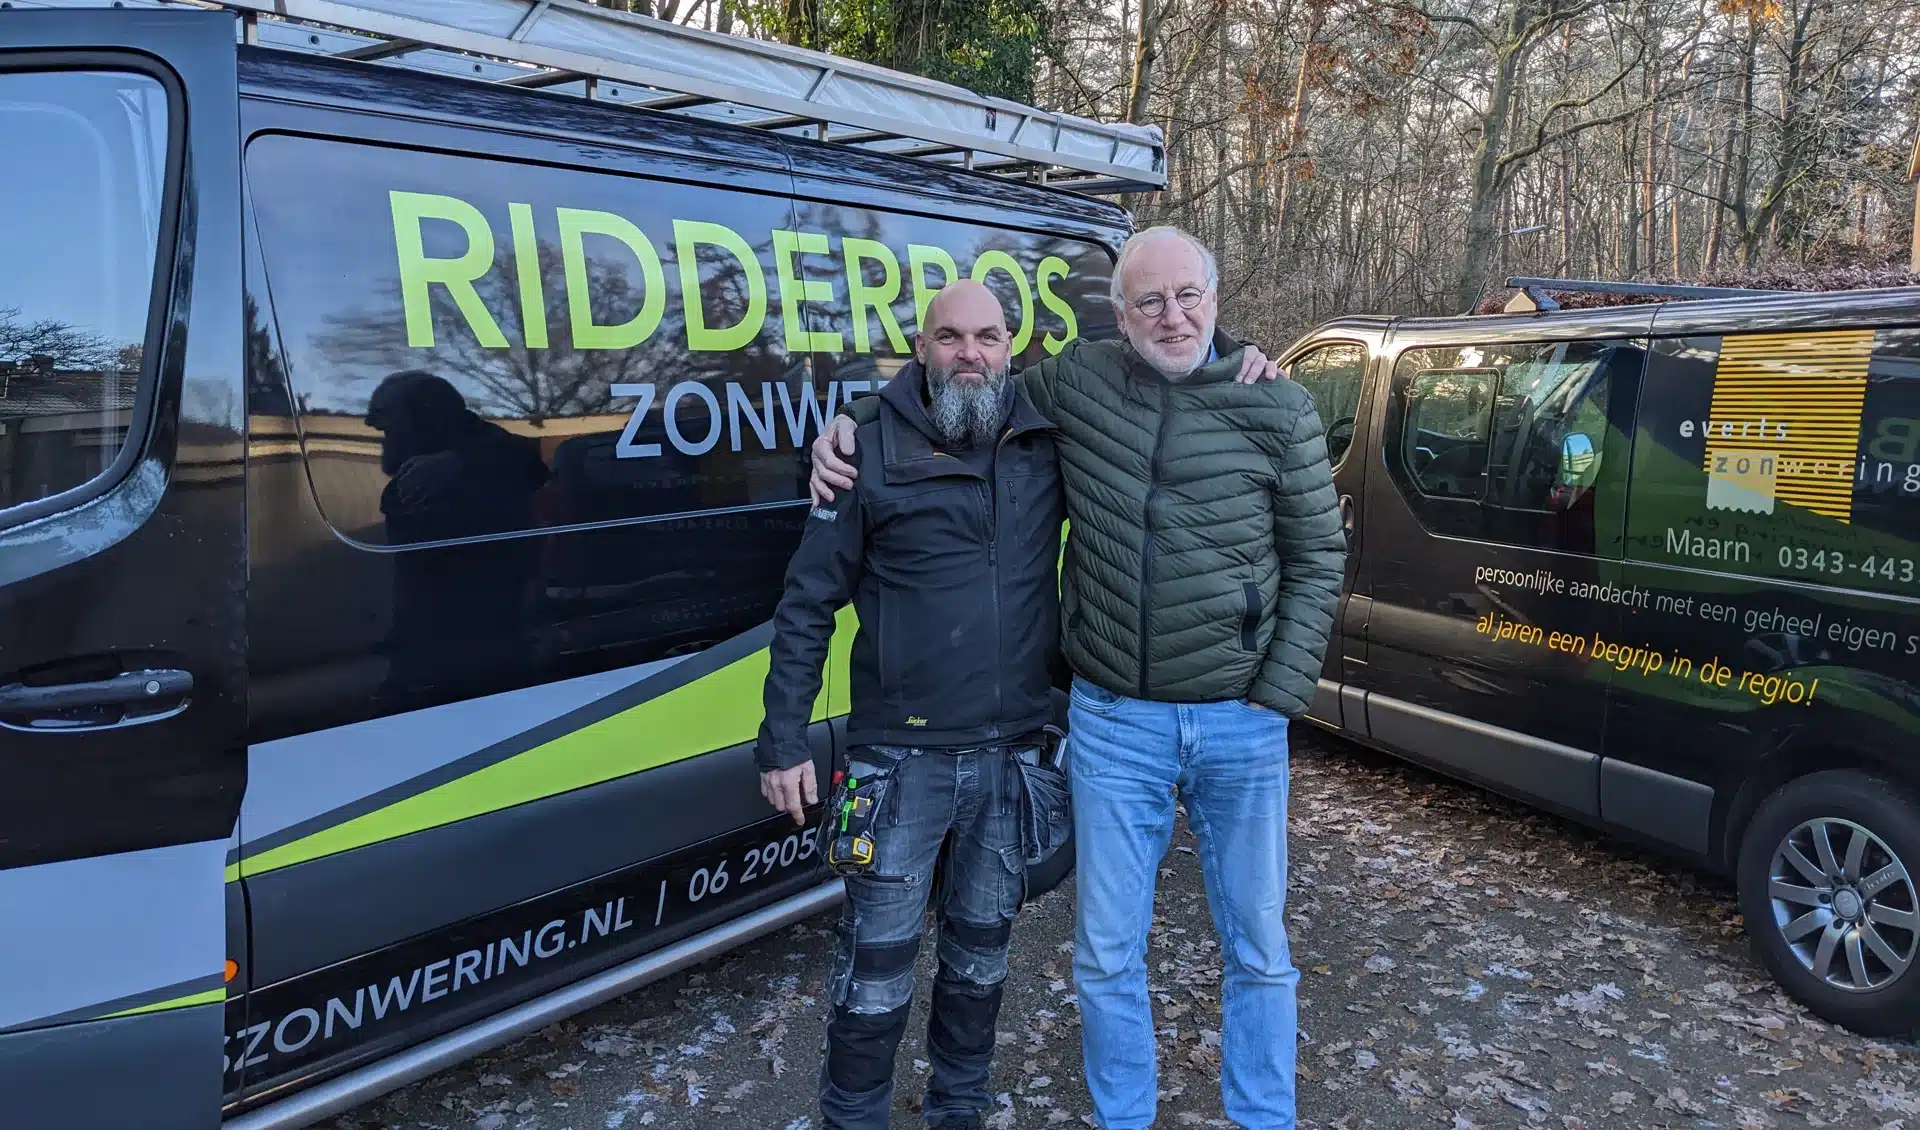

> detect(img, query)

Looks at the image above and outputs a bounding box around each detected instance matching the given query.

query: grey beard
[927,362,1010,447]
[1128,319,1216,381]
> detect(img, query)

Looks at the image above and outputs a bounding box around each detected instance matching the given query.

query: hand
[390,449,464,506]
[808,416,860,505]
[760,761,818,825]
[1234,344,1287,385]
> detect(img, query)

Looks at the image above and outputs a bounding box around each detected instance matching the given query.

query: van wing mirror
[1548,432,1597,510]
[1559,432,1595,484]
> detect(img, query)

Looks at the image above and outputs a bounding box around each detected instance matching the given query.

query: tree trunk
[1704,59,1741,271]
[1559,149,1572,274]
[1215,8,1230,251]
[1623,121,1640,277]
[1126,0,1171,125]
[1643,91,1658,273]
[1453,2,1531,313]
[1749,0,1819,261]
[1275,1,1325,238]
[1728,19,1760,266]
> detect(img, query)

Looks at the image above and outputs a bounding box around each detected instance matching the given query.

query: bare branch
[1513,0,1610,59]
[1497,39,1667,180]
[1387,2,1494,48]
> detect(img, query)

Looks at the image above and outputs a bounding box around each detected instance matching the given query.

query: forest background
[595,0,1920,345]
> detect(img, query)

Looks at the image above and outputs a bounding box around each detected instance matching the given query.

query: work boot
[927,1117,982,1130]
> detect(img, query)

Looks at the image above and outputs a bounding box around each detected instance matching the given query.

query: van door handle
[0,669,193,732]
[1338,494,1354,542]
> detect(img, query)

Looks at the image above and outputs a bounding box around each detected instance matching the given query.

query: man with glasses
[809,226,1345,1130]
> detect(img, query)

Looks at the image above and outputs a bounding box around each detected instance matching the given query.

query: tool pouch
[1013,726,1073,869]
[821,754,900,879]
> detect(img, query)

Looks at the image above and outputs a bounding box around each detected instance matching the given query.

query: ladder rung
[334,37,419,62]
[636,93,716,112]
[498,68,577,89]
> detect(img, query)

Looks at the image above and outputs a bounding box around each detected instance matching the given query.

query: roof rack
[12,0,1167,196]
[1501,275,1789,313]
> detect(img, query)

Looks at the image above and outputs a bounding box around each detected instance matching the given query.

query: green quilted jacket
[837,333,1346,716]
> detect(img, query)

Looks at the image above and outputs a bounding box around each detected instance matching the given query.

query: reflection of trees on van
[245,293,293,417]
[785,203,1115,367]
[0,307,143,511]
[317,244,661,423]
[1027,234,1118,343]
[1486,345,1615,510]
[1403,368,1496,499]
[0,306,122,373]
[1624,331,1920,598]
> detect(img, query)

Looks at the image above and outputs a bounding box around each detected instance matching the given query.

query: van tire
[1736,770,1920,1037]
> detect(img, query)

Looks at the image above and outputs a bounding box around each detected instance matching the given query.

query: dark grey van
[0,2,1144,1126]
[1285,281,1920,1036]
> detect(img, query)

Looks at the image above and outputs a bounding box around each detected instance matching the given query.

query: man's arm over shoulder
[837,390,883,427]
[1252,389,1347,716]
[756,484,866,771]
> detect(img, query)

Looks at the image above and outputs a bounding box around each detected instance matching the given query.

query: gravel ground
[321,730,1919,1130]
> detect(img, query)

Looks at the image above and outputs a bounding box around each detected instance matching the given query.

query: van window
[1389,340,1639,550]
[1397,353,1497,506]
[0,70,169,516]
[1627,327,1920,596]
[246,136,1112,548]
[1286,342,1366,464]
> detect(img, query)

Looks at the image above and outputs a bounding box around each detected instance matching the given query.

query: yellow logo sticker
[1703,329,1873,524]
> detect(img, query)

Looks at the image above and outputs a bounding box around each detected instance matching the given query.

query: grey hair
[1109,225,1220,309]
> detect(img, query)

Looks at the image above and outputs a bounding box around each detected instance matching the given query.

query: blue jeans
[1068,678,1298,1130]
[819,744,1029,1130]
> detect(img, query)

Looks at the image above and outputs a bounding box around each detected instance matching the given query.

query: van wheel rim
[1767,818,1917,994]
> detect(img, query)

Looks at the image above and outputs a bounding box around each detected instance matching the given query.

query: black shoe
[927,1116,983,1130]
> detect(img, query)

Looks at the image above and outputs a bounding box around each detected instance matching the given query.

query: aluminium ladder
[7,0,1167,196]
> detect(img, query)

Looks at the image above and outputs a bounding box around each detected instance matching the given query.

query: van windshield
[0,70,169,516]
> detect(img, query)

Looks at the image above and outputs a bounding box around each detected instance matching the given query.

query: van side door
[1281,334,1378,727]
[0,10,247,1130]
[1356,330,1647,821]
[233,88,833,1102]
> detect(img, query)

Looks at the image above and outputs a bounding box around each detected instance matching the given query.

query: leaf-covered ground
[321,732,1918,1130]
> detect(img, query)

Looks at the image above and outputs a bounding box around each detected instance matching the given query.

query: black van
[0,6,1127,1127]
[1282,282,1920,1036]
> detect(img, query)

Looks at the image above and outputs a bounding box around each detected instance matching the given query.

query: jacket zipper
[986,427,1013,734]
[1137,384,1172,698]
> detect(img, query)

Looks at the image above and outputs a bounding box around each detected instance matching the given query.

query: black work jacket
[756,363,1065,770]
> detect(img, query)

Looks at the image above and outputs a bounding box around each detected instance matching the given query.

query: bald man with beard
[755,280,1060,1130]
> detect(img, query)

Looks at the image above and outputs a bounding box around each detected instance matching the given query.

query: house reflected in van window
[0,70,169,517]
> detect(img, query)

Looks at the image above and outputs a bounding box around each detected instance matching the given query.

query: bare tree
[1026,0,1917,342]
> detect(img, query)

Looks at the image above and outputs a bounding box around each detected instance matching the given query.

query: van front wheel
[1737,770,1920,1037]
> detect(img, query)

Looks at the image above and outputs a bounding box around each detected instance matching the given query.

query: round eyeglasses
[1129,286,1209,319]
